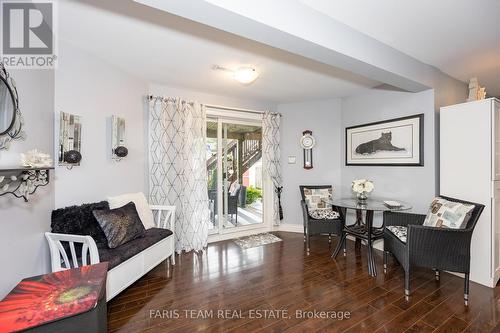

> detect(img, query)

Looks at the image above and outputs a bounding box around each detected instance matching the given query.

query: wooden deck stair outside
[207,138,262,185]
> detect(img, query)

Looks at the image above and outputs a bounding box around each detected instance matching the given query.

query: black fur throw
[51,201,110,248]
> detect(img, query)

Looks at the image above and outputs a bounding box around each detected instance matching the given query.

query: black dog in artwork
[355,132,405,155]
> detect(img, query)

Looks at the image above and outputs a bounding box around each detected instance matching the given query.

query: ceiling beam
[134,0,442,92]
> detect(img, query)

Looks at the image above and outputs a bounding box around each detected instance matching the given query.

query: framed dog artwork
[345,114,424,166]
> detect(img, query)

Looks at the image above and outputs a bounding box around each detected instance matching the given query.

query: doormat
[234,233,282,249]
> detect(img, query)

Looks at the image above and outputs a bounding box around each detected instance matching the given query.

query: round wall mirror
[0,62,23,150]
[0,76,16,135]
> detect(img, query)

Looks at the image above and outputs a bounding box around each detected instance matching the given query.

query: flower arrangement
[352,179,374,201]
[20,149,52,168]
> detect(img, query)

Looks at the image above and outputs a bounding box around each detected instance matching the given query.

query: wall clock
[300,130,315,169]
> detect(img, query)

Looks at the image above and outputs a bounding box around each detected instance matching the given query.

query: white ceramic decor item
[20,149,52,168]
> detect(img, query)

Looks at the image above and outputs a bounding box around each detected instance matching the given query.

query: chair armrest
[384,211,426,227]
[407,225,473,270]
[150,205,176,233]
[45,232,100,272]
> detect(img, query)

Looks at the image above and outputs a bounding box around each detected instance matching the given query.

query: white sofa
[45,205,175,301]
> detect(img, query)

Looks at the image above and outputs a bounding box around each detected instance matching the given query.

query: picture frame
[345,114,424,166]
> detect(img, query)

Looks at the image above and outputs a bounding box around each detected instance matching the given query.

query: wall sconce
[111,116,128,161]
[59,112,82,169]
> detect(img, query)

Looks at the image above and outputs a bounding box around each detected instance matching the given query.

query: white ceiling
[300,0,500,97]
[58,0,379,104]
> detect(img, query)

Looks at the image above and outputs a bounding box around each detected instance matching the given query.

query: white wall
[0,69,55,298]
[54,42,149,207]
[340,88,436,226]
[278,99,342,225]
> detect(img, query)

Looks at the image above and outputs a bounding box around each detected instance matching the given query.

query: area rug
[234,233,282,249]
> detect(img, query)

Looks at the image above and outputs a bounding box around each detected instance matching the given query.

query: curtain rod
[147,95,281,116]
[205,104,281,116]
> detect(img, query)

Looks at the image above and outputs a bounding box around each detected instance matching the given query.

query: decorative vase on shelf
[352,179,374,203]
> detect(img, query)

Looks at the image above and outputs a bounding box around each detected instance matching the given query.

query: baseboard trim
[208,226,273,243]
[207,224,386,252]
[207,224,305,244]
[275,224,303,233]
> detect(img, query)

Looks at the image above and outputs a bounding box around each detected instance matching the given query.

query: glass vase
[356,192,368,203]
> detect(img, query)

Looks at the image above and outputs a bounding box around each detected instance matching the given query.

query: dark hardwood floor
[108,232,500,333]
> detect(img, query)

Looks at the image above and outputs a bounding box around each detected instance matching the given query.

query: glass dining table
[323,197,412,277]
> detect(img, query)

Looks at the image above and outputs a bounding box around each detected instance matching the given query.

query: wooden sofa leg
[464,273,470,306]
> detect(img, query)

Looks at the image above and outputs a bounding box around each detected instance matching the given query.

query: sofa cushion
[51,201,110,248]
[309,208,340,220]
[423,197,475,229]
[107,192,156,229]
[386,226,407,243]
[93,202,146,249]
[98,228,173,270]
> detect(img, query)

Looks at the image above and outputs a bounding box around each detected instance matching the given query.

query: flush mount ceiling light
[212,65,259,84]
[233,67,259,84]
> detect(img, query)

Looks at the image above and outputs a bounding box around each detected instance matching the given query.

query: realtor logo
[1,1,57,68]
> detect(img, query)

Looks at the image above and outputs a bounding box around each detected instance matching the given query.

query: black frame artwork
[345,114,424,166]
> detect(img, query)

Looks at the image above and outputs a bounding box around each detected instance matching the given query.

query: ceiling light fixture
[213,65,259,84]
[233,67,259,84]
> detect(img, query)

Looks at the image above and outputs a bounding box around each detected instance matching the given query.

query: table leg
[331,232,346,258]
[355,209,362,251]
[366,210,377,276]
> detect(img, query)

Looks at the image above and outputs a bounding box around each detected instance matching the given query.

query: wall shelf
[0,166,54,202]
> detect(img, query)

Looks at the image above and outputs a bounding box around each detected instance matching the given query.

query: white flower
[351,179,375,194]
[364,181,374,193]
[20,149,53,168]
[352,183,364,193]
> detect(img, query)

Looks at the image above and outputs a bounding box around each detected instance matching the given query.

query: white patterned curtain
[149,97,210,253]
[262,111,283,225]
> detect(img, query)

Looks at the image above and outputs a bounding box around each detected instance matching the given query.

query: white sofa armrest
[45,232,100,272]
[150,205,175,234]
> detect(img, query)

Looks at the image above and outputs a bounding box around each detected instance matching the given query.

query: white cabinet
[494,103,500,180]
[493,182,500,277]
[440,98,500,288]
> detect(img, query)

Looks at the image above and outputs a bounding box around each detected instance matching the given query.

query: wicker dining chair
[383,195,484,305]
[300,185,344,254]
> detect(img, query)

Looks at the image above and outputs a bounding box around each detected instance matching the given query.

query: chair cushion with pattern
[303,187,332,211]
[423,197,475,229]
[386,226,407,243]
[309,208,340,220]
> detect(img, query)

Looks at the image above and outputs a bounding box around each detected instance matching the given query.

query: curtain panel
[262,111,283,225]
[148,97,210,253]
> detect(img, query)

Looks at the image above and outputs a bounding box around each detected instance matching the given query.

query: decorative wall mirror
[0,62,24,150]
[59,112,82,167]
[111,116,128,160]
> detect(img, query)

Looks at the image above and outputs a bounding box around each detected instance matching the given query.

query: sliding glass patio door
[206,116,264,234]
